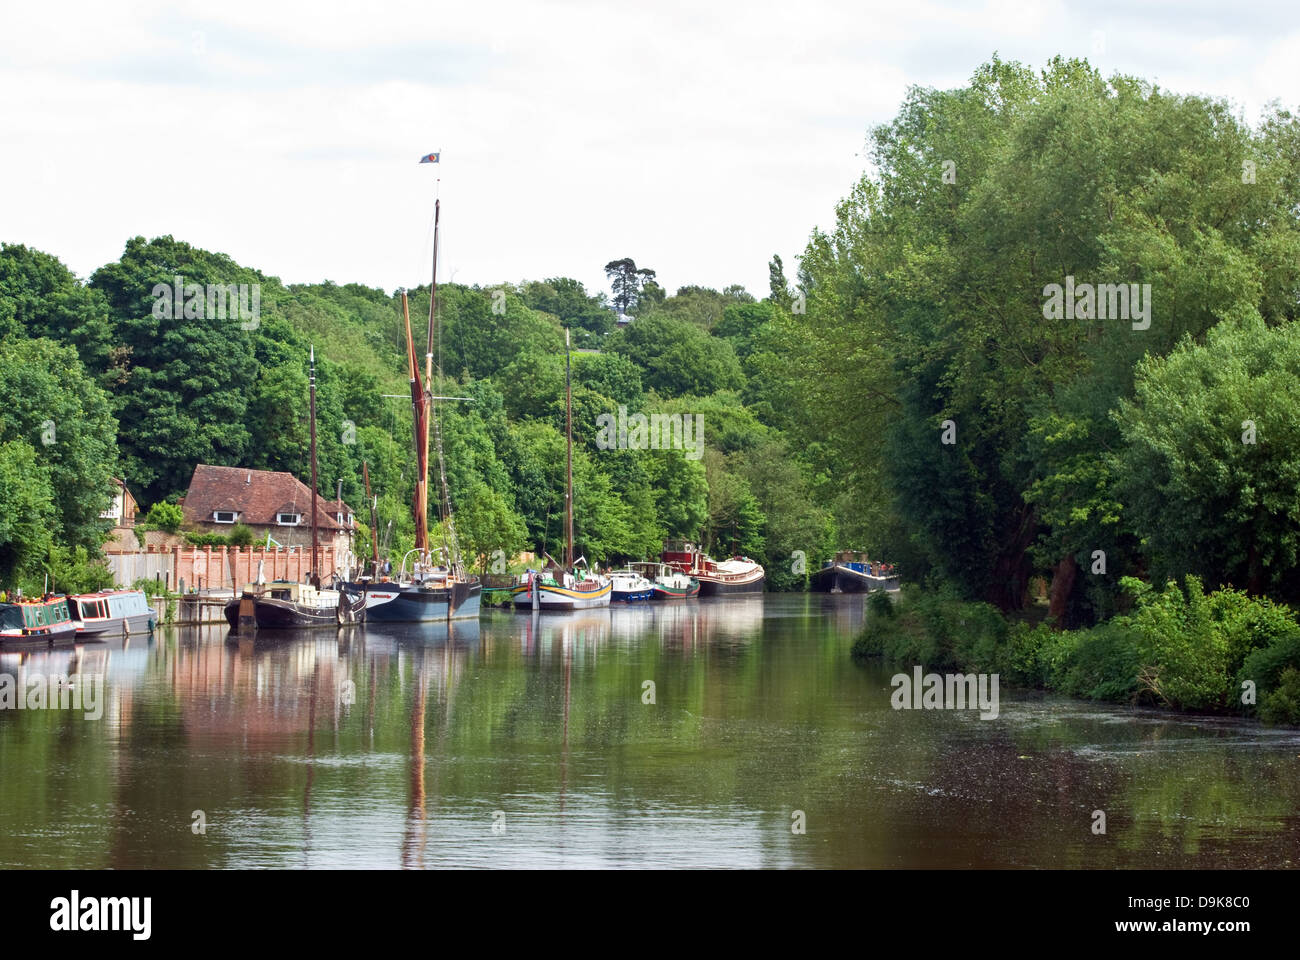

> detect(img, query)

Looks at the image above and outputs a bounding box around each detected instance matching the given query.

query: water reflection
[0,595,1297,869]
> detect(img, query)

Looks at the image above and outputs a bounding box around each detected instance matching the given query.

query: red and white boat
[661,540,765,595]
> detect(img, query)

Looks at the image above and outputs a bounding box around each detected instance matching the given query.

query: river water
[0,594,1296,868]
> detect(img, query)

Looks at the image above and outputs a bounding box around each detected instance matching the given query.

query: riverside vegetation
[4,55,1300,724]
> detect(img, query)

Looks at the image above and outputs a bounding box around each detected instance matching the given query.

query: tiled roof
[182,465,353,531]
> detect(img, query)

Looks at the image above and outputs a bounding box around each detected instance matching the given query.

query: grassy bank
[851,577,1300,725]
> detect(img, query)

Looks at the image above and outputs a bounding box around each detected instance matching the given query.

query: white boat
[608,568,654,601]
[510,569,612,610]
[69,589,156,637]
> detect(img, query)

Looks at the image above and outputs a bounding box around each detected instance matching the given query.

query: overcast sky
[1,1,1297,302]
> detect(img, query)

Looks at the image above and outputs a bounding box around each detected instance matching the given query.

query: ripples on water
[0,594,1296,868]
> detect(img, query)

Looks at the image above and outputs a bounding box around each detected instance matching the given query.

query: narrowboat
[68,589,156,637]
[661,540,765,595]
[0,596,78,644]
[510,568,612,611]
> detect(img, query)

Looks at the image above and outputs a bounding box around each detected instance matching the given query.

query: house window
[277,513,301,526]
[213,511,237,524]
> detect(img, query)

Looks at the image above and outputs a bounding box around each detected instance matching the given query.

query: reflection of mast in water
[401,661,427,869]
[304,660,320,866]
[399,637,466,868]
[560,625,572,813]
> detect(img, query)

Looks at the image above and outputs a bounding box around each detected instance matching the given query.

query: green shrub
[143,501,183,533]
[1046,620,1142,701]
[1259,668,1300,726]
[228,523,255,547]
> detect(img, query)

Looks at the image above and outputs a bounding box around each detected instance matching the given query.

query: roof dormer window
[213,511,237,524]
[277,512,302,526]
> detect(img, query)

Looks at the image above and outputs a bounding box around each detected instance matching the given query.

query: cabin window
[277,513,301,526]
[213,511,237,524]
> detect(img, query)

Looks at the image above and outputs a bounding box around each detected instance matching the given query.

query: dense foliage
[783,55,1300,624]
[0,232,834,592]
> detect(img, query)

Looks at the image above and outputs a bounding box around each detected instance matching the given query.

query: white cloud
[0,0,1295,301]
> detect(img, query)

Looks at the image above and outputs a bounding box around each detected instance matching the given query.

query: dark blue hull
[342,579,481,622]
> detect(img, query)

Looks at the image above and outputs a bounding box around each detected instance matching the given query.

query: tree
[768,255,792,310]
[1115,317,1300,602]
[89,236,259,503]
[604,258,656,314]
[449,480,527,575]
[786,55,1300,612]
[0,336,118,551]
[0,439,56,589]
[607,314,743,397]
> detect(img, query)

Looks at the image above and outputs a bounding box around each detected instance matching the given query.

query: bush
[130,577,170,599]
[1259,668,1300,726]
[143,502,183,533]
[228,523,256,547]
[1045,620,1142,701]
[46,545,114,595]
[851,585,1005,672]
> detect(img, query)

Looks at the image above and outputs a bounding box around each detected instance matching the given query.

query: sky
[1,0,1298,302]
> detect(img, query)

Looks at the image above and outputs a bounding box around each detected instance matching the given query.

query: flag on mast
[419,151,440,164]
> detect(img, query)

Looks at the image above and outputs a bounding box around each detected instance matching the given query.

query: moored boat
[510,568,612,611]
[810,552,900,593]
[630,561,700,600]
[0,596,77,644]
[510,327,610,613]
[340,195,481,623]
[608,568,654,602]
[69,589,155,637]
[661,540,764,595]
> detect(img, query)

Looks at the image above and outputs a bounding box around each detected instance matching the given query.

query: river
[0,594,1296,868]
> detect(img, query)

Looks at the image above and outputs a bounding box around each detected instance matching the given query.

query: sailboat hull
[510,580,612,611]
[343,579,481,621]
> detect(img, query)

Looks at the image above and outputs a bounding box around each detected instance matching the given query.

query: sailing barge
[341,197,480,622]
[510,328,611,612]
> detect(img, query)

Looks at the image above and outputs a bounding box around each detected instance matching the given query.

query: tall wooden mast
[403,292,429,553]
[565,326,573,570]
[363,461,379,571]
[309,345,319,584]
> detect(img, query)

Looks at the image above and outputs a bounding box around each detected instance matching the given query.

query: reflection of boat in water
[353,617,481,651]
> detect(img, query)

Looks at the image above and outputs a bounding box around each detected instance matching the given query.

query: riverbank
[850,578,1300,726]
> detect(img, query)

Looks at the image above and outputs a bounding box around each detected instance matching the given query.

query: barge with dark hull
[810,553,900,593]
